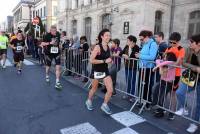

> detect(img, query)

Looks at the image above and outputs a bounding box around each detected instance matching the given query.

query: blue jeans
[176,81,200,121]
[125,68,136,96]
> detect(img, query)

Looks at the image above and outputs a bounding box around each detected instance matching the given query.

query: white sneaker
[187,123,198,133]
[175,108,189,116]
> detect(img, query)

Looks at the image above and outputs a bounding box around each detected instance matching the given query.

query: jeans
[125,68,136,96]
[176,81,200,121]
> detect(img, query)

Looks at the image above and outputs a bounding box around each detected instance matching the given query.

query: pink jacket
[156,59,176,82]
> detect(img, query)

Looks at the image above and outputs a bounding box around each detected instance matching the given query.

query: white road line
[60,122,101,134]
[2,59,12,66]
[112,128,139,134]
[111,111,146,127]
[23,59,35,65]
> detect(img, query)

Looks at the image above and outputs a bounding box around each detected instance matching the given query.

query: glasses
[169,41,177,44]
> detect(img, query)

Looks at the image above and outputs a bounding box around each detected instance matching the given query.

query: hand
[13,47,16,50]
[135,53,140,58]
[105,58,112,63]
[196,67,200,74]
[50,40,56,44]
[122,54,129,59]
[152,67,157,72]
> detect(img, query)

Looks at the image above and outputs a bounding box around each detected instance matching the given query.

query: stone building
[58,0,200,45]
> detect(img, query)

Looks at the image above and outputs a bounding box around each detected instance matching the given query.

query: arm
[139,42,158,60]
[113,51,120,57]
[153,60,174,71]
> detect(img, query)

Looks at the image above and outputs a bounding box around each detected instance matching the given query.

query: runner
[41,25,62,90]
[85,29,113,115]
[10,32,25,74]
[0,30,9,69]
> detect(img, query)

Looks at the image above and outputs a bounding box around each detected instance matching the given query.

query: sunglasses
[169,41,177,44]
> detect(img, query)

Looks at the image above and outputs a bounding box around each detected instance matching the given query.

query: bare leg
[88,79,99,101]
[103,76,113,104]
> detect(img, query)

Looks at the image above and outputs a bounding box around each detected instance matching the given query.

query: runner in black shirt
[41,25,62,90]
[10,32,25,74]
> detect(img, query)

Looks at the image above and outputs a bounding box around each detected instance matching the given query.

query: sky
[0,0,20,23]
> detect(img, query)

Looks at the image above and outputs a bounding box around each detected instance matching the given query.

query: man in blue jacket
[135,30,158,109]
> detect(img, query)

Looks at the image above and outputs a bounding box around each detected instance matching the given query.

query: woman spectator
[175,34,200,133]
[135,30,158,109]
[121,35,139,102]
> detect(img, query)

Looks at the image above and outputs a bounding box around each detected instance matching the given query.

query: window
[53,6,58,16]
[32,11,35,18]
[85,17,92,44]
[188,10,200,38]
[44,6,46,16]
[72,20,77,35]
[40,8,43,17]
[37,9,39,17]
[154,10,163,34]
[102,14,111,30]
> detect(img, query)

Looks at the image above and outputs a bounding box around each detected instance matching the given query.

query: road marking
[60,122,101,134]
[111,111,146,127]
[112,127,139,134]
[3,59,12,66]
[23,59,35,65]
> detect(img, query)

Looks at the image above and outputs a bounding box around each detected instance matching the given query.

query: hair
[50,25,57,29]
[98,28,110,44]
[155,32,164,39]
[190,34,200,44]
[80,36,87,42]
[127,35,137,43]
[165,52,177,62]
[112,38,120,47]
[62,31,66,36]
[169,32,181,42]
[139,30,153,38]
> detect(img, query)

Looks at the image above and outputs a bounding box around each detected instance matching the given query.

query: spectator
[164,32,185,120]
[135,30,158,109]
[175,34,200,133]
[121,35,139,101]
[152,52,177,118]
[80,36,89,82]
[154,32,169,82]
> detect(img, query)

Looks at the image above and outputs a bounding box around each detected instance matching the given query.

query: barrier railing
[61,48,200,124]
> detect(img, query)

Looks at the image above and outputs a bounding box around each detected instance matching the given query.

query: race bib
[50,47,59,54]
[17,46,23,51]
[94,72,106,79]
[0,42,6,46]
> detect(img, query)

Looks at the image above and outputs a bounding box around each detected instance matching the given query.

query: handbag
[181,69,196,87]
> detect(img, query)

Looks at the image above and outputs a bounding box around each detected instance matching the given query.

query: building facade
[57,0,200,46]
[13,0,58,32]
[33,0,58,31]
[6,16,14,33]
[12,0,34,32]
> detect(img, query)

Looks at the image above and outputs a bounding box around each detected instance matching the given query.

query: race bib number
[50,47,59,54]
[17,46,23,51]
[0,42,6,46]
[94,72,106,79]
